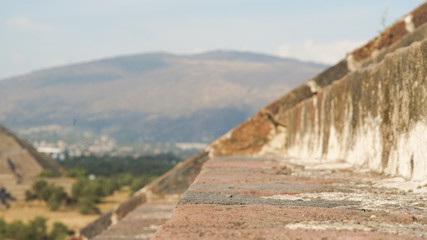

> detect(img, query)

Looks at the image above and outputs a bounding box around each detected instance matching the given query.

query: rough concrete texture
[153,157,427,239]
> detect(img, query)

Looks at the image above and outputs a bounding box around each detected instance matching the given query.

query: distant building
[175,142,207,150]
[37,147,61,154]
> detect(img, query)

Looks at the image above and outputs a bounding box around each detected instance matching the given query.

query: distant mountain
[0,51,327,145]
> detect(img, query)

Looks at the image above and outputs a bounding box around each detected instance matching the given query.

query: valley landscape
[0,125,178,237]
[0,51,326,157]
[1,1,426,240]
[0,51,326,238]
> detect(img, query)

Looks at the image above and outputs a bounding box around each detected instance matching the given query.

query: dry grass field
[0,187,130,232]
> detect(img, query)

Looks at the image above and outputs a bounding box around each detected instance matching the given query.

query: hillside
[0,51,326,145]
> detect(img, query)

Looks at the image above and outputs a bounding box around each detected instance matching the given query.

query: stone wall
[210,3,427,182]
[281,39,426,181]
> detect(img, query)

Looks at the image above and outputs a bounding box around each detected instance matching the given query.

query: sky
[0,0,424,80]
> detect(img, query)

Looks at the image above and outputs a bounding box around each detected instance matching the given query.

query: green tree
[47,194,61,211]
[39,184,55,201]
[50,222,70,240]
[64,168,87,178]
[116,173,133,186]
[71,177,86,199]
[25,189,37,201]
[5,220,31,240]
[29,216,47,240]
[78,197,100,215]
[130,176,156,195]
[32,180,48,195]
[27,180,68,211]
[37,169,56,178]
[72,178,111,203]
[0,217,71,240]
[95,177,118,197]
[0,218,6,239]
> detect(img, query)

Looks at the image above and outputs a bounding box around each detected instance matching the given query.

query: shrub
[0,217,70,240]
[72,177,120,203]
[95,177,118,197]
[5,220,31,240]
[0,218,6,238]
[50,222,70,240]
[78,198,100,215]
[39,184,67,202]
[29,216,47,240]
[115,173,133,186]
[72,178,99,203]
[71,178,86,199]
[39,184,55,201]
[26,180,68,211]
[64,168,87,178]
[47,194,61,211]
[32,180,48,194]
[37,169,57,178]
[25,189,37,201]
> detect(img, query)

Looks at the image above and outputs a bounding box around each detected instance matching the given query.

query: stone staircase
[0,174,31,201]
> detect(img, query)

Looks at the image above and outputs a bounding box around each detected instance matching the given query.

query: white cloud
[277,39,364,65]
[4,17,55,32]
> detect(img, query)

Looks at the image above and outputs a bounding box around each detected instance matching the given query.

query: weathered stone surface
[83,190,148,239]
[146,150,210,197]
[153,157,427,239]
[210,6,427,182]
[91,202,175,240]
[350,3,426,63]
[209,112,274,156]
[210,3,427,168]
[81,211,113,239]
[282,38,427,181]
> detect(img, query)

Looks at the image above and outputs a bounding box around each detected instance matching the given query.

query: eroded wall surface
[281,39,426,181]
[210,5,427,182]
[211,37,427,181]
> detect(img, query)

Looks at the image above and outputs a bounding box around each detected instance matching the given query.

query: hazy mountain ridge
[0,51,327,145]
